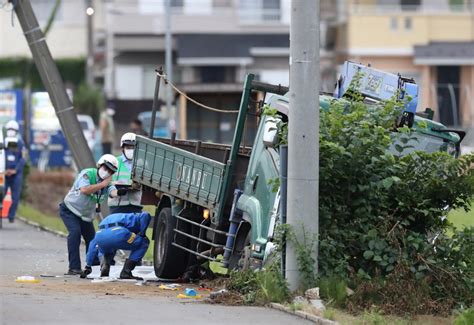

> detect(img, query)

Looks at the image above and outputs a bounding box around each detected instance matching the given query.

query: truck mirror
[263,118,279,148]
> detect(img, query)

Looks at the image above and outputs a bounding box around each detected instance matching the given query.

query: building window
[239,0,281,23]
[400,0,421,11]
[198,66,235,83]
[390,17,398,30]
[404,17,412,30]
[31,0,63,23]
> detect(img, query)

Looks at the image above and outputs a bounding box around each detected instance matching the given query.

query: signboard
[0,89,22,127]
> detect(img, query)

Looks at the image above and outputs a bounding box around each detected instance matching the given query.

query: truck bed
[132,136,251,211]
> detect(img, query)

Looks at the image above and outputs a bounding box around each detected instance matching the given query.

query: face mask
[98,167,111,180]
[124,149,134,160]
[6,130,17,137]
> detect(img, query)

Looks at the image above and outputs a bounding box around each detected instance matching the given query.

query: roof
[414,41,474,65]
[176,34,289,59]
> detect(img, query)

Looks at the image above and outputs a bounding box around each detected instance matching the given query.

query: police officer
[81,212,151,280]
[4,120,26,223]
[108,132,143,214]
[60,154,127,275]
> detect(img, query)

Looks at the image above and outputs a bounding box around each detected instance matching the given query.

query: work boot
[65,269,82,275]
[119,259,143,280]
[100,255,112,277]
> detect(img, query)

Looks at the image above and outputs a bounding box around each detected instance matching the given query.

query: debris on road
[158,283,182,291]
[15,276,40,283]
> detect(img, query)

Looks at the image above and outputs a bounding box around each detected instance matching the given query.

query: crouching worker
[60,154,126,275]
[81,212,151,280]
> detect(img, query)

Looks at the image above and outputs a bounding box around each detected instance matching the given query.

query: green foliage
[73,84,105,123]
[318,276,348,307]
[227,266,289,304]
[0,57,85,89]
[271,95,474,314]
[454,307,474,325]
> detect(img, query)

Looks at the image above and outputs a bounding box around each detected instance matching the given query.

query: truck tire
[153,207,189,279]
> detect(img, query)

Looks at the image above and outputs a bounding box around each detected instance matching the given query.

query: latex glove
[80,266,92,279]
[117,188,128,196]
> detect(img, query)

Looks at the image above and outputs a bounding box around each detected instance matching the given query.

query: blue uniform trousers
[59,203,96,270]
[95,226,149,262]
[5,174,23,221]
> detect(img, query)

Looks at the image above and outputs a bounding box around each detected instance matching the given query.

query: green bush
[269,96,474,314]
[73,84,105,123]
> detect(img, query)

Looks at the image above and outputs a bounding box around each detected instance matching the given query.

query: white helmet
[120,132,136,147]
[97,154,119,173]
[5,120,19,131]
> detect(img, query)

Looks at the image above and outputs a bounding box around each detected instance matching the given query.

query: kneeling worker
[81,212,151,280]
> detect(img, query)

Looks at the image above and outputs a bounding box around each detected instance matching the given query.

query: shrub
[269,96,474,314]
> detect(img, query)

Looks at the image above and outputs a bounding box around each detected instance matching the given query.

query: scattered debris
[177,292,202,299]
[292,296,307,305]
[15,276,40,283]
[305,287,320,300]
[309,299,326,312]
[158,283,182,291]
[91,278,118,283]
[208,289,244,305]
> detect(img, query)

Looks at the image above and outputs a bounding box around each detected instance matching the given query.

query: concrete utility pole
[85,0,94,86]
[286,0,320,290]
[12,0,95,170]
[165,0,174,129]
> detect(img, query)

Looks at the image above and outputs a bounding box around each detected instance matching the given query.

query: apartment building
[100,0,339,143]
[336,0,474,128]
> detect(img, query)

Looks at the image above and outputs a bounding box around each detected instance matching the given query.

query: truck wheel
[153,207,189,279]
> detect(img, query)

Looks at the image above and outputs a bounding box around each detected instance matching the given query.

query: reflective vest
[64,168,112,222]
[108,155,142,208]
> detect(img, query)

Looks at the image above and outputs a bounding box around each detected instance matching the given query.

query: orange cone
[2,189,12,218]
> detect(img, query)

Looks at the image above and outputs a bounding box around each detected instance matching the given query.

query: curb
[269,303,338,325]
[17,216,68,238]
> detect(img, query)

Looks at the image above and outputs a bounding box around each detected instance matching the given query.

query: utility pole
[286,1,320,290]
[11,0,95,170]
[85,0,94,86]
[165,0,175,132]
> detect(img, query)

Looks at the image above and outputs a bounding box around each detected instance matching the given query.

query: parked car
[77,114,96,151]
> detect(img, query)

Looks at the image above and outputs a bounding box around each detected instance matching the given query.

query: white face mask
[6,130,17,137]
[124,149,134,160]
[98,167,111,180]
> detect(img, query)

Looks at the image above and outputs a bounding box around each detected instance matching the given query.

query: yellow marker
[15,276,40,283]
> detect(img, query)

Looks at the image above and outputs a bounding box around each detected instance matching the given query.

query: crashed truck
[131,62,464,279]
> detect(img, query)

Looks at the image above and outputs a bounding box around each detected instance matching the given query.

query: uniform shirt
[108,154,142,207]
[64,168,117,222]
[5,137,26,174]
[99,212,151,236]
[85,212,152,266]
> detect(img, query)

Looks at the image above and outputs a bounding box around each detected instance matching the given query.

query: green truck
[131,73,463,279]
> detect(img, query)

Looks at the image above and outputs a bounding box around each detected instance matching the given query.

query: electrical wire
[156,70,240,114]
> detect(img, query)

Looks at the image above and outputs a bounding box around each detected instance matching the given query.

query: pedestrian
[59,154,127,275]
[99,106,115,154]
[3,120,26,223]
[108,132,143,214]
[130,118,148,136]
[80,211,151,280]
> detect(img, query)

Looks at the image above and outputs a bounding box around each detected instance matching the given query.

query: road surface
[0,220,311,325]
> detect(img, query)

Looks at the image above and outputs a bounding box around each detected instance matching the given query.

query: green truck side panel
[133,136,226,210]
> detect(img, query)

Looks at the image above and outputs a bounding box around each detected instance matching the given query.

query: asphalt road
[0,220,311,325]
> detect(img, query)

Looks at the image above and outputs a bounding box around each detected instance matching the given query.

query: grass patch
[18,203,68,233]
[448,203,474,230]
